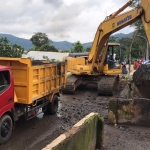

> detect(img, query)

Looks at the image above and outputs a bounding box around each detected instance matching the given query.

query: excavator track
[62,74,118,95]
[98,75,118,96]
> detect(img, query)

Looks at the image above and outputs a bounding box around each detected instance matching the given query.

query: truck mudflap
[98,75,118,96]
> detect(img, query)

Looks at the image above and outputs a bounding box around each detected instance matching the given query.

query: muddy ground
[1,79,150,150]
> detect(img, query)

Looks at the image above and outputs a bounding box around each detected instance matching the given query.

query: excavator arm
[88,0,150,69]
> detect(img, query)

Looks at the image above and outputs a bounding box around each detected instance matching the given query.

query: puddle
[36,108,44,119]
[57,101,62,118]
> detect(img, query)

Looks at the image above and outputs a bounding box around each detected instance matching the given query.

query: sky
[0,0,135,43]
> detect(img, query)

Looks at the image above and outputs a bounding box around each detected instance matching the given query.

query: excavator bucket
[141,0,150,44]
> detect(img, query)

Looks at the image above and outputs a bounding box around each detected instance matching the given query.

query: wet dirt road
[0,114,64,150]
[1,82,150,150]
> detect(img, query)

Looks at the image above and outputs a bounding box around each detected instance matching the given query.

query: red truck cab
[0,66,14,144]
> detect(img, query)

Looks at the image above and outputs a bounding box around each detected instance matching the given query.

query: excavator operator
[107,49,116,68]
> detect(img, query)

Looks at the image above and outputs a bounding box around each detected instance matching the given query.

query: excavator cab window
[106,44,121,68]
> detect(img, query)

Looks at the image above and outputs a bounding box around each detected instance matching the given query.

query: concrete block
[108,98,150,127]
[42,112,104,150]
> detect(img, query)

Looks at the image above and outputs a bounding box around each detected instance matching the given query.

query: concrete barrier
[42,113,104,150]
[108,98,150,127]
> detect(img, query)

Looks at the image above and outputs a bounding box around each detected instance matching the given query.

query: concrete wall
[108,98,150,127]
[42,113,104,150]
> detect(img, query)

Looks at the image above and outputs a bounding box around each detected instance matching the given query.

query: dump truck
[0,57,66,144]
[62,0,150,96]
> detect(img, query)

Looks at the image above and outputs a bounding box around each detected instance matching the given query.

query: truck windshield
[0,70,10,93]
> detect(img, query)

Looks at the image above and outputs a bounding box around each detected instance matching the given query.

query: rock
[114,124,119,129]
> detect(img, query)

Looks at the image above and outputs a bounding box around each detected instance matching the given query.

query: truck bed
[0,57,66,104]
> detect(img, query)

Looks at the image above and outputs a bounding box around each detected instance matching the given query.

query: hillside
[51,41,72,51]
[0,34,33,50]
[0,32,133,50]
[113,32,133,39]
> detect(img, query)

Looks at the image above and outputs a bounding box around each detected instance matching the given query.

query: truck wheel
[45,95,59,115]
[0,115,13,144]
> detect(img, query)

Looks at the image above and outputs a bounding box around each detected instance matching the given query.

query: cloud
[43,0,64,8]
[0,0,136,43]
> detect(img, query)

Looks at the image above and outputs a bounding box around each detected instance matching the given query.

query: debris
[114,124,119,129]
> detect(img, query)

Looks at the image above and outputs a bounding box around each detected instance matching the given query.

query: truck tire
[45,95,58,115]
[0,114,13,144]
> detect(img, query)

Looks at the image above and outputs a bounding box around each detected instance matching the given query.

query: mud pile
[132,64,150,98]
[133,64,150,85]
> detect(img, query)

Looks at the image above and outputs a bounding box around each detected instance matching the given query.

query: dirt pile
[133,64,150,86]
[132,64,150,98]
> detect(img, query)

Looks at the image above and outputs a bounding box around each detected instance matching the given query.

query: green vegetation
[108,18,149,62]
[85,47,91,52]
[0,37,24,57]
[108,2,150,62]
[30,32,51,47]
[70,41,91,53]
[29,32,58,52]
[71,41,84,53]
[39,44,58,52]
[53,114,103,150]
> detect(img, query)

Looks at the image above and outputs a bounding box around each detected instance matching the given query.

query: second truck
[62,0,150,95]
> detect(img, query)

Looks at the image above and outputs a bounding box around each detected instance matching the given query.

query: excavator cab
[106,45,118,68]
[98,43,122,75]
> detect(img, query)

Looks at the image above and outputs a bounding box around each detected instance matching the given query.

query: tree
[71,41,84,53]
[85,47,91,52]
[39,44,58,52]
[108,36,118,42]
[0,38,24,58]
[129,2,150,59]
[30,32,52,47]
[129,20,149,60]
[118,37,131,60]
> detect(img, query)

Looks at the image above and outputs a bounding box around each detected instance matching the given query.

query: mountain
[0,34,33,50]
[83,42,92,48]
[50,41,72,51]
[113,32,134,39]
[0,33,134,51]
[51,41,93,50]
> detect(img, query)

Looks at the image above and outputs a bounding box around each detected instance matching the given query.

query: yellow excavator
[62,0,150,95]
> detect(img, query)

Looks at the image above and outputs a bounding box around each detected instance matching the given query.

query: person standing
[133,60,140,70]
[122,60,127,74]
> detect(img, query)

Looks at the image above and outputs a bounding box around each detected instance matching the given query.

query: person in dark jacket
[122,60,127,74]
